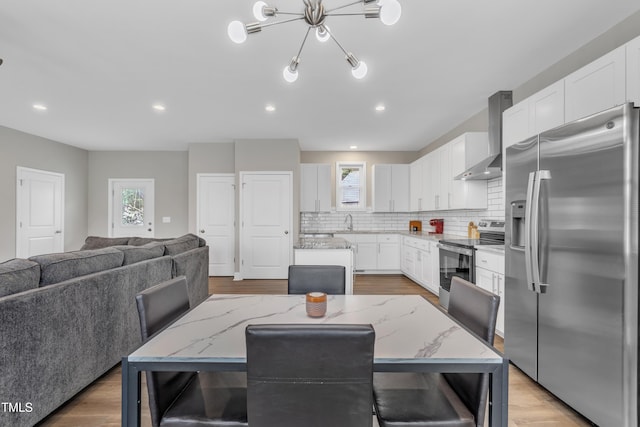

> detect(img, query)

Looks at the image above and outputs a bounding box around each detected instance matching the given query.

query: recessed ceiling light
[265,104,276,112]
[33,103,47,111]
[349,145,358,150]
[375,104,386,112]
[152,104,166,112]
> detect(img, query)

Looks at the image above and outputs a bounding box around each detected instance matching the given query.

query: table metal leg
[489,358,509,426]
[121,357,141,427]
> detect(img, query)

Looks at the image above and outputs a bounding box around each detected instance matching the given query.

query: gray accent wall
[88,151,189,238]
[0,126,88,262]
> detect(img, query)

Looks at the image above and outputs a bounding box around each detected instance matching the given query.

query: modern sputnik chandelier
[227,0,402,82]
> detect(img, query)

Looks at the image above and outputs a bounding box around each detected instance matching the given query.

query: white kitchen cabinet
[300,163,331,212]
[337,234,400,272]
[565,45,626,123]
[437,145,450,210]
[372,164,409,212]
[424,150,439,211]
[503,81,565,151]
[627,34,640,106]
[409,158,424,211]
[449,133,488,210]
[377,234,401,270]
[401,236,439,294]
[475,249,505,337]
[503,101,530,149]
[528,80,565,135]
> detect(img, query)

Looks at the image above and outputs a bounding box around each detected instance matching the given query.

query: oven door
[437,243,475,309]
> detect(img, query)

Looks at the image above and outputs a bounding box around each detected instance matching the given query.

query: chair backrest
[444,276,500,427]
[246,324,375,427]
[287,265,346,294]
[135,276,193,427]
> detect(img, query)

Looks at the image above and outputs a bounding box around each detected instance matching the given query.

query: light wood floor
[38,275,593,427]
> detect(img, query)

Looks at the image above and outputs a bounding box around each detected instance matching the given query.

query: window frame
[335,161,367,211]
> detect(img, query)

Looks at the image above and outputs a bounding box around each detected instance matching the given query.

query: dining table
[122,294,508,426]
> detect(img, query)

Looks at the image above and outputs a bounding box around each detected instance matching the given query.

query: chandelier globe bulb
[252,1,269,21]
[227,21,248,43]
[283,66,299,83]
[379,0,402,26]
[351,60,368,79]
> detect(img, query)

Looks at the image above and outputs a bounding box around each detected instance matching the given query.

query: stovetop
[439,219,505,249]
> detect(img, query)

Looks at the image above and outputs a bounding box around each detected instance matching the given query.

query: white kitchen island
[293,237,354,294]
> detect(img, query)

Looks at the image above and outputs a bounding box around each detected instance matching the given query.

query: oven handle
[436,243,474,257]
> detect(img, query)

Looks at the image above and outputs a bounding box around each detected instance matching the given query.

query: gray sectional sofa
[0,233,209,426]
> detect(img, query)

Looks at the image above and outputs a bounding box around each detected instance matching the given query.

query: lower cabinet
[475,249,505,337]
[401,236,439,294]
[335,234,401,272]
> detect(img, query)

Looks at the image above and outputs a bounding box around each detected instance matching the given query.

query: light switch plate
[162,216,171,223]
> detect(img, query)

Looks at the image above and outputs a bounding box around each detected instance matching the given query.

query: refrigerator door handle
[524,171,536,292]
[531,169,551,294]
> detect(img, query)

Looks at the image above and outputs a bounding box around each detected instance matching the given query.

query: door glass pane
[121,188,145,226]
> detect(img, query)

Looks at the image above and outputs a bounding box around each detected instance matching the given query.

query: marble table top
[129,294,502,365]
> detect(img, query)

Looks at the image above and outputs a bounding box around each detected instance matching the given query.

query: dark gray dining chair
[372,276,500,427]
[245,323,375,427]
[287,264,346,294]
[136,276,248,427]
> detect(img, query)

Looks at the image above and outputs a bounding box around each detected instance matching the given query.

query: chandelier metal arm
[324,26,350,58]
[295,27,312,61]
[258,16,306,29]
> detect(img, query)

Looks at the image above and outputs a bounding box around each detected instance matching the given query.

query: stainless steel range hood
[455,91,513,180]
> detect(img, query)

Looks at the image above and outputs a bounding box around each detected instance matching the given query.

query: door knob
[55,230,62,234]
[284,230,289,234]
[200,229,205,233]
[148,228,152,232]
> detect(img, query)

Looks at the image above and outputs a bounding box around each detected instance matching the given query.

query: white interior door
[16,167,64,258]
[240,172,292,279]
[197,174,235,276]
[109,179,155,237]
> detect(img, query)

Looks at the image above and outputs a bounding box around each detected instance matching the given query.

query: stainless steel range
[437,220,504,309]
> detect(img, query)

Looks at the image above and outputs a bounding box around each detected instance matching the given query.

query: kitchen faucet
[344,213,353,231]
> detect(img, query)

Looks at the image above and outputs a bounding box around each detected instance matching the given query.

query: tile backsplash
[301,178,504,237]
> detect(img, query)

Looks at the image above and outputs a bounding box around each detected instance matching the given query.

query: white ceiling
[1,1,639,152]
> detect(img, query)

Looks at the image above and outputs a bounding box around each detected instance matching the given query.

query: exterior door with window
[16,167,64,258]
[109,179,154,237]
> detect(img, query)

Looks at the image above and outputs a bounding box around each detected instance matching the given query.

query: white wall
[0,126,88,262]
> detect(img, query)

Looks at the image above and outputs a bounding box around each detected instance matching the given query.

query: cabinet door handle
[448,193,451,209]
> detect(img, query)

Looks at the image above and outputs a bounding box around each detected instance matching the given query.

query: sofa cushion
[29,248,125,286]
[162,234,200,256]
[0,259,40,298]
[128,237,171,246]
[81,236,130,250]
[113,242,166,265]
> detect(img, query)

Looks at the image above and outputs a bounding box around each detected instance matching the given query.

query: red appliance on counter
[429,219,444,234]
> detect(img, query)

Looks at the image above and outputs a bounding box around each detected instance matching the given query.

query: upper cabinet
[372,164,409,212]
[409,158,424,211]
[410,132,488,212]
[564,45,626,122]
[300,163,331,212]
[627,34,640,106]
[503,80,565,149]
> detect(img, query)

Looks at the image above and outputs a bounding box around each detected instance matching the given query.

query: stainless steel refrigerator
[505,103,639,426]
